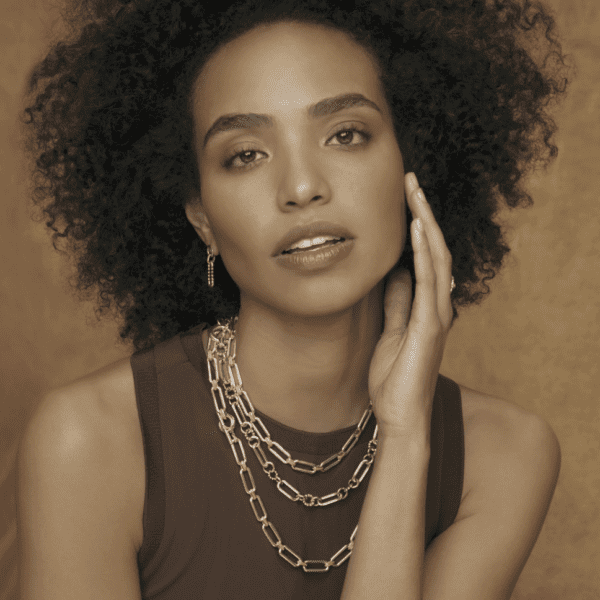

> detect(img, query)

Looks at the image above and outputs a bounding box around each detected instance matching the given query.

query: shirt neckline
[180,323,376,456]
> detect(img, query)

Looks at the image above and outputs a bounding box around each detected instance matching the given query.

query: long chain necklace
[206,316,379,572]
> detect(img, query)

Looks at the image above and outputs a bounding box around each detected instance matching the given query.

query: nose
[276,148,332,211]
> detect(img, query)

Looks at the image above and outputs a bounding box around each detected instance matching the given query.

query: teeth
[287,236,341,252]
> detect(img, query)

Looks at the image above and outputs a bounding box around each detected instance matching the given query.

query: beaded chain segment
[206,317,379,573]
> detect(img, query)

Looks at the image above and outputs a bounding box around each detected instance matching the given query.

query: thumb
[382,267,413,336]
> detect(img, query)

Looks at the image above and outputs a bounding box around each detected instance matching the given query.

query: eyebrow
[202,93,382,149]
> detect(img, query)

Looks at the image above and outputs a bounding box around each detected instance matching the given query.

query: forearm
[340,434,430,600]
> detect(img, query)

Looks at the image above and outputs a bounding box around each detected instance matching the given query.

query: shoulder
[458,381,559,449]
[23,356,136,456]
[41,356,141,455]
[423,383,561,596]
[456,382,561,517]
[16,359,145,595]
[25,356,145,550]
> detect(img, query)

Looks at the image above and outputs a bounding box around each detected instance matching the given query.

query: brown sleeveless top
[130,323,464,599]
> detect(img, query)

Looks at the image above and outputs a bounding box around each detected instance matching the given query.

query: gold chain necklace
[207,316,379,506]
[206,316,379,572]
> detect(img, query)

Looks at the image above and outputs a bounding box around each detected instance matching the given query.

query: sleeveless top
[130,322,464,600]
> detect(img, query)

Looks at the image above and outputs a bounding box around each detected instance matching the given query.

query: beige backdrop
[1,0,598,598]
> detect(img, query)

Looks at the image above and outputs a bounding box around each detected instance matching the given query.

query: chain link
[207,317,378,572]
[208,319,377,475]
[208,318,379,507]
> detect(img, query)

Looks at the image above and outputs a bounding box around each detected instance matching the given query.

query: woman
[17,0,568,598]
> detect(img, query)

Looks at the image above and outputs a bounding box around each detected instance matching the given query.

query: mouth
[273,221,354,257]
[281,237,346,254]
[274,237,355,272]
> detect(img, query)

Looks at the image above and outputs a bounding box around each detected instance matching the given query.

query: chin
[266,276,385,320]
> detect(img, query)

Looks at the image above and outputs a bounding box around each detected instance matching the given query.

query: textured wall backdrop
[1,1,598,598]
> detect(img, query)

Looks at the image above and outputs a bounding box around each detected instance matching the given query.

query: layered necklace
[206,316,379,573]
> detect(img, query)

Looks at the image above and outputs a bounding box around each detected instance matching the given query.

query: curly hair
[20,0,569,352]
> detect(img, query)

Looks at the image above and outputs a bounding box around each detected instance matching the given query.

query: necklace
[207,316,379,572]
[207,316,379,505]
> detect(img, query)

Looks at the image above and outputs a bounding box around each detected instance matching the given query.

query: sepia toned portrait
[0,0,597,598]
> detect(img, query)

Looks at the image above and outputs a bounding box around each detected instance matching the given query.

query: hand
[368,173,454,444]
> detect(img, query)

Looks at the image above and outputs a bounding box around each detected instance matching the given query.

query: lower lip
[274,239,355,273]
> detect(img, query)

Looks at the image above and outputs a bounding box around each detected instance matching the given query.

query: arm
[341,407,561,600]
[16,387,143,600]
[349,175,561,598]
[340,174,448,600]
[340,434,430,600]
[421,410,561,599]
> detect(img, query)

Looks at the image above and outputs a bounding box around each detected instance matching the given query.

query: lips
[272,221,354,257]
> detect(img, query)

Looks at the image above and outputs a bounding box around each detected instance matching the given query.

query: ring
[450,276,455,293]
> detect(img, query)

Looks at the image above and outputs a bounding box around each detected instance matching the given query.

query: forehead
[192,21,384,128]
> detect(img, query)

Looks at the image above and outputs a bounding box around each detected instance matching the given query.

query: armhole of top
[436,375,465,535]
[130,347,166,567]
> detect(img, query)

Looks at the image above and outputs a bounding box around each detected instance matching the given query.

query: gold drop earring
[207,245,215,288]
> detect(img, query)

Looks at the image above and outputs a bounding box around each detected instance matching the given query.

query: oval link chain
[209,318,379,507]
[207,317,379,572]
[217,327,377,476]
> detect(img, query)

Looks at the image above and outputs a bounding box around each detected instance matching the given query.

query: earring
[207,245,216,288]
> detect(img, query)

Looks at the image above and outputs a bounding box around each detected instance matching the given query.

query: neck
[216,281,385,433]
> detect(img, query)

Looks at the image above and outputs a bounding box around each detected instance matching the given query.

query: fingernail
[408,173,418,189]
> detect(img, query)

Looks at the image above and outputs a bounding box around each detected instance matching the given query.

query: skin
[185,21,449,434]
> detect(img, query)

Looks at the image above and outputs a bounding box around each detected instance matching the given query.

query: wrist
[376,429,431,459]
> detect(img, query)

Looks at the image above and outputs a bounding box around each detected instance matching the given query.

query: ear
[185,198,220,255]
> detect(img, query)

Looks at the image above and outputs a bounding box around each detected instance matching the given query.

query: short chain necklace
[206,316,379,572]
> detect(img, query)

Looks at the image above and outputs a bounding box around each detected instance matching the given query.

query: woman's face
[187,21,406,317]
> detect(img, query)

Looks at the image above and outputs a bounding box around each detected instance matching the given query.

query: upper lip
[273,221,354,256]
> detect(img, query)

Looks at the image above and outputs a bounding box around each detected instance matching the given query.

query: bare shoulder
[456,382,560,516]
[60,356,141,456]
[32,356,138,453]
[65,355,137,414]
[17,357,145,597]
[44,356,145,551]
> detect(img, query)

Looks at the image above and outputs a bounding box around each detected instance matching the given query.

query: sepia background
[1,0,598,598]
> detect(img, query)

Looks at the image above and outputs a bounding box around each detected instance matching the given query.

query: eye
[223,147,268,170]
[222,123,372,171]
[326,124,372,148]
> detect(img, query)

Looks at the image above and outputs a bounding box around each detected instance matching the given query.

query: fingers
[405,173,453,329]
[410,215,441,336]
[382,267,412,335]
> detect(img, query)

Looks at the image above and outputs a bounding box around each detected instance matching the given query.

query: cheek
[200,177,263,252]
[354,152,406,253]
[199,184,279,295]
[379,149,405,236]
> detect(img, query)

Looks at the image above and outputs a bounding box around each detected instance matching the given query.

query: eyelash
[222,123,373,171]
